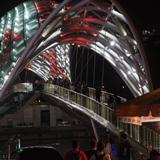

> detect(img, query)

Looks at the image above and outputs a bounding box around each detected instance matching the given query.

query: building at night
[0,0,159,159]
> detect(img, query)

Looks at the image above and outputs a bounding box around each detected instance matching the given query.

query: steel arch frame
[0,0,152,98]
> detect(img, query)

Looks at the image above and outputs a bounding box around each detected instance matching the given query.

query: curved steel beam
[0,0,152,98]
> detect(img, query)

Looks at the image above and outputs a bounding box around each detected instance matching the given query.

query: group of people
[147,150,160,160]
[47,77,89,96]
[95,85,125,106]
[47,77,125,106]
[47,77,70,89]
[64,139,114,160]
[64,131,132,160]
[64,131,160,160]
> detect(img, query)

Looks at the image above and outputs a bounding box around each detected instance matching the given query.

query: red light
[13,33,22,41]
[64,16,68,21]
[66,5,72,10]
[5,29,12,35]
[93,33,97,37]
[60,34,63,37]
[4,37,9,41]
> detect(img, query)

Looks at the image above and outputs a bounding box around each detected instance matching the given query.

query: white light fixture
[4,75,9,81]
[127,71,131,75]
[110,40,116,46]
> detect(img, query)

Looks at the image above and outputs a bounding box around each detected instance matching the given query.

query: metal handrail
[43,83,160,152]
[3,82,159,152]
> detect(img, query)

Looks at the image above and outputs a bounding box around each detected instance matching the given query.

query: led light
[17,148,23,153]
[4,75,9,80]
[110,40,115,46]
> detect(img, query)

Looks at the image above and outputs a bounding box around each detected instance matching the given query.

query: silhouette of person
[64,140,88,160]
[118,131,131,160]
[90,140,111,160]
[85,139,97,159]
[96,86,101,102]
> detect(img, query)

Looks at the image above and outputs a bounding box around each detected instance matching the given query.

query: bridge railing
[43,83,160,152]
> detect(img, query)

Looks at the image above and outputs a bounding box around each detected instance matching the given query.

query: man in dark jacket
[118,132,131,160]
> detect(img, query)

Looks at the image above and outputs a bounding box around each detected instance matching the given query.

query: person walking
[90,140,111,160]
[85,139,97,160]
[96,86,101,102]
[118,131,131,160]
[64,140,88,160]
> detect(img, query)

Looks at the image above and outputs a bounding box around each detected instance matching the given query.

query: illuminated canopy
[0,0,152,97]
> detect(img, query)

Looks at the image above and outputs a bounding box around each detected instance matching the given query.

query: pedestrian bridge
[1,82,158,156]
[42,83,159,152]
[0,0,158,158]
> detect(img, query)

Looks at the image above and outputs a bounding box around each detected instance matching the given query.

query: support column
[90,119,99,141]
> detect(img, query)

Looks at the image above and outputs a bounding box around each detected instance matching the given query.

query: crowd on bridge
[43,77,126,106]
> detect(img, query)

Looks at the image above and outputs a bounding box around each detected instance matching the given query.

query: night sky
[119,0,160,29]
[0,0,160,92]
[118,1,160,89]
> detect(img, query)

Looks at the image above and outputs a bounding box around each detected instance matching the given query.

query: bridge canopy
[0,0,152,97]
